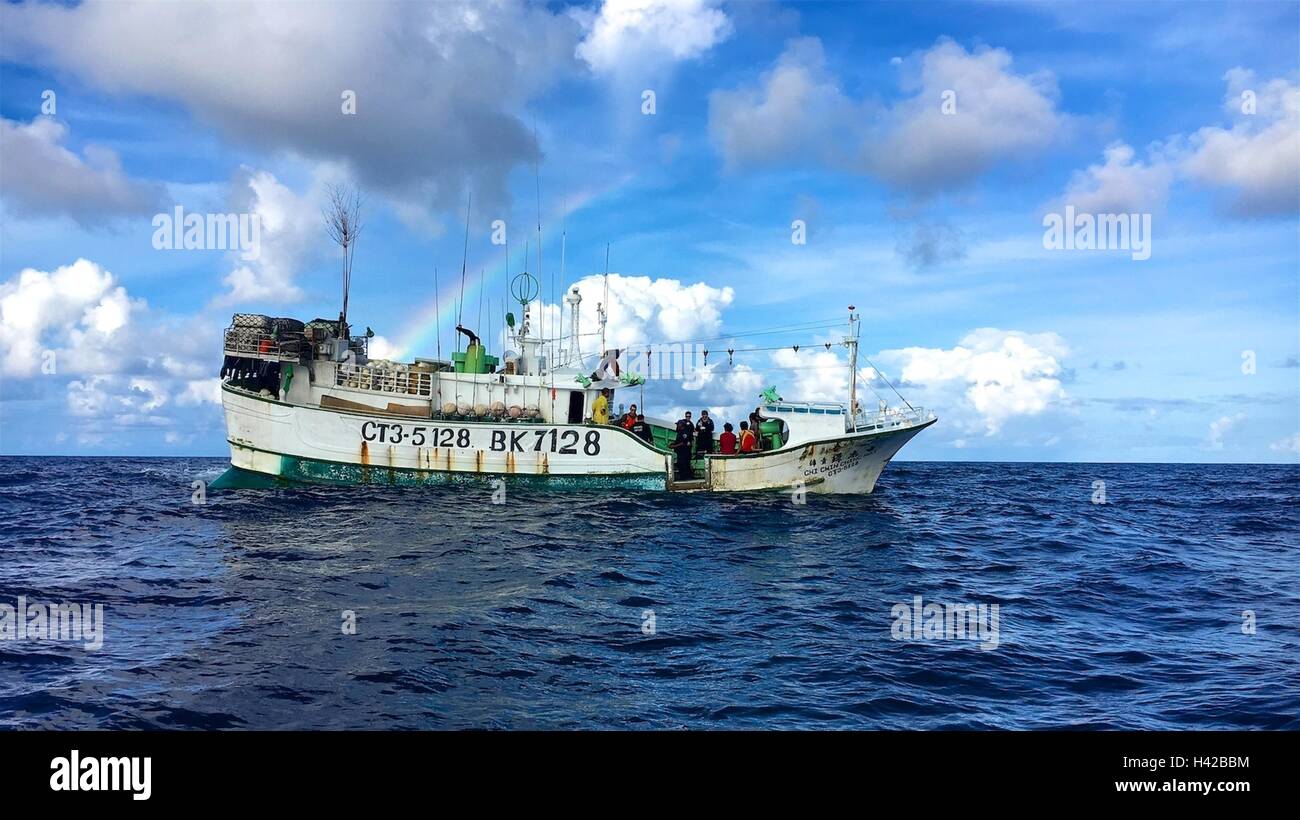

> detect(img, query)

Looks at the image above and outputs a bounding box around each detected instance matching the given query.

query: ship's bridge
[760,401,848,446]
[761,401,936,447]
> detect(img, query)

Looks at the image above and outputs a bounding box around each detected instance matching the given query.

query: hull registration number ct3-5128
[360,422,602,456]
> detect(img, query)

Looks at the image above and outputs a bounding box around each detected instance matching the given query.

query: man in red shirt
[738,421,757,453]
[718,422,737,454]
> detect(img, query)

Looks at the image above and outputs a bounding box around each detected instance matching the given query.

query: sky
[0,0,1297,462]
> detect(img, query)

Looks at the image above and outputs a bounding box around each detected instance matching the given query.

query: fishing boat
[212,276,936,493]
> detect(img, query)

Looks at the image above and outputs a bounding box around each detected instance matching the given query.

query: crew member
[671,424,694,480]
[739,421,757,453]
[718,422,737,455]
[749,408,764,451]
[592,389,611,424]
[622,403,639,430]
[695,410,715,456]
[675,410,694,438]
[631,413,654,443]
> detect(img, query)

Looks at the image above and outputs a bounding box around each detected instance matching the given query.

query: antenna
[433,265,441,361]
[456,193,471,351]
[559,202,567,363]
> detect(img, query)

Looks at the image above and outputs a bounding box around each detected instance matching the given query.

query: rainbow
[384,175,630,359]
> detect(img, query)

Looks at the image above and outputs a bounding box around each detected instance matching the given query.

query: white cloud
[1181,68,1300,216]
[177,378,222,407]
[366,335,403,362]
[1,258,224,434]
[215,167,335,305]
[1061,142,1175,213]
[67,375,172,426]
[1269,433,1300,454]
[576,0,732,76]
[0,116,164,226]
[0,258,140,377]
[1062,69,1300,219]
[876,328,1069,435]
[769,346,850,403]
[708,37,1063,194]
[543,274,734,358]
[708,37,858,172]
[867,39,1062,193]
[1208,412,1247,449]
[1,0,582,217]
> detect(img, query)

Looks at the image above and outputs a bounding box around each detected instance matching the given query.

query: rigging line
[862,355,916,412]
[616,320,849,348]
[625,340,850,355]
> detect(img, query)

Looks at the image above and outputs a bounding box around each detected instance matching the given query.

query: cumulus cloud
[215,167,338,305]
[576,0,732,76]
[1058,69,1299,218]
[1208,412,1247,449]
[1061,142,1175,213]
[876,328,1069,435]
[540,273,734,358]
[866,39,1062,193]
[1,258,223,436]
[1181,68,1300,216]
[0,258,140,377]
[1269,433,1300,454]
[769,346,850,403]
[0,116,165,226]
[708,37,859,172]
[1,0,582,219]
[709,37,1063,194]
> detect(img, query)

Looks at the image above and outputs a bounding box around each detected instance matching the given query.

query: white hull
[220,383,934,494]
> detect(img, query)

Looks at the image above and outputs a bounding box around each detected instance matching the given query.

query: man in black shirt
[631,414,653,443]
[694,409,715,456]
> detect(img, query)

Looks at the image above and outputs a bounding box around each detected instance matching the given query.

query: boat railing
[335,362,434,397]
[762,401,847,416]
[223,326,303,361]
[853,406,934,432]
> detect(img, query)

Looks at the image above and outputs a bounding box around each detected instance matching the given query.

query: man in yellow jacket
[592,389,610,424]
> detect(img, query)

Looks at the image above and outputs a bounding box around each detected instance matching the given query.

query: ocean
[1,457,1296,730]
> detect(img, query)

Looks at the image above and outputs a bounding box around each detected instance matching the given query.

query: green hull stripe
[211,457,668,491]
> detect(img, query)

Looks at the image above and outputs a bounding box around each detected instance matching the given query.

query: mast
[599,244,610,356]
[847,305,860,420]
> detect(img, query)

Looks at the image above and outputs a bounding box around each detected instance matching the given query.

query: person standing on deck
[671,424,695,480]
[675,410,694,438]
[672,411,695,480]
[592,389,611,424]
[748,408,764,451]
[695,410,715,456]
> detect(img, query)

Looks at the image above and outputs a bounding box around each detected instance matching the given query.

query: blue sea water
[0,456,1296,730]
